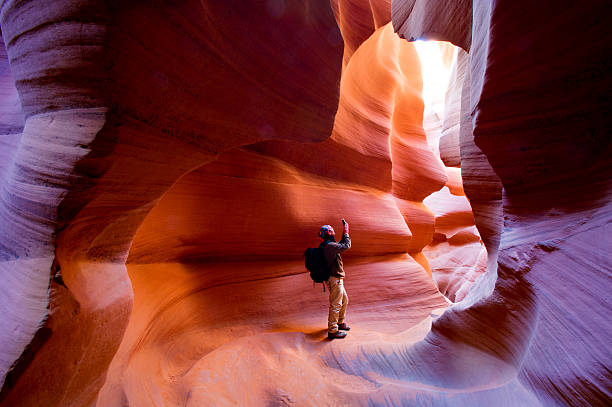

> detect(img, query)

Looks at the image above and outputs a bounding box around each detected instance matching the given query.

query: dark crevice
[0,325,52,403]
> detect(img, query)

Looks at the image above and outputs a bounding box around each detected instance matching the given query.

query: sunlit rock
[0,0,609,406]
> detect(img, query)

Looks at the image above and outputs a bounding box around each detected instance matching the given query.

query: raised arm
[327,219,351,253]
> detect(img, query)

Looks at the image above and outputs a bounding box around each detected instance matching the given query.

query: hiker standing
[319,219,351,339]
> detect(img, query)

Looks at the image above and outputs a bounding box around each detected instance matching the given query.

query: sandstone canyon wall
[325,1,610,406]
[0,0,344,404]
[0,0,610,406]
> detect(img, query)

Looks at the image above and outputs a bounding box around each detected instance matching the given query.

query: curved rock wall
[391,0,472,50]
[1,0,455,405]
[1,0,609,406]
[103,18,457,405]
[107,18,486,404]
[470,1,612,405]
[438,49,465,167]
[323,1,611,406]
[331,0,391,66]
[0,0,345,405]
[413,40,485,300]
[0,32,27,390]
[127,148,412,264]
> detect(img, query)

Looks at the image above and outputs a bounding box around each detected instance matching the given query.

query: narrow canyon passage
[94,31,484,404]
[0,1,610,407]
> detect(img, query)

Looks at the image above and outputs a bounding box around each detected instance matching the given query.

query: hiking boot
[338,323,351,331]
[328,330,347,340]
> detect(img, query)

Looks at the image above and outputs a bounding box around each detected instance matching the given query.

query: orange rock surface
[0,0,610,406]
[332,1,611,406]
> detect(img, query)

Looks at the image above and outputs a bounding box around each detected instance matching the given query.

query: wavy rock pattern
[470,2,612,405]
[438,49,466,168]
[330,0,391,66]
[414,41,485,300]
[0,0,609,406]
[423,183,485,302]
[0,0,344,405]
[103,19,457,405]
[391,0,472,49]
[323,1,611,406]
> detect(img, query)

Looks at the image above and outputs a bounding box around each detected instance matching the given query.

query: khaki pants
[327,276,348,333]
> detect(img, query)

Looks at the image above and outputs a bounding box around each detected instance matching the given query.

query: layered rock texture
[0,0,610,406]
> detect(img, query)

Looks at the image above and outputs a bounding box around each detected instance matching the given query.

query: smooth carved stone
[356,2,611,406]
[422,179,484,303]
[128,148,413,264]
[457,47,503,261]
[391,0,472,50]
[330,0,391,67]
[3,0,608,405]
[472,2,612,198]
[424,187,476,240]
[439,49,468,167]
[423,239,486,302]
[0,2,449,405]
[0,108,107,392]
[0,39,23,134]
[0,0,344,403]
[98,256,447,406]
[468,3,612,404]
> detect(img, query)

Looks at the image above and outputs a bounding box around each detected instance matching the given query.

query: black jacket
[321,234,351,278]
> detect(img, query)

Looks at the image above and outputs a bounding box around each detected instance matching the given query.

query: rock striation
[0,0,345,405]
[102,13,457,406]
[323,1,611,406]
[0,0,610,406]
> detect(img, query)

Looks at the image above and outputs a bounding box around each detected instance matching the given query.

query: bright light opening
[414,40,456,119]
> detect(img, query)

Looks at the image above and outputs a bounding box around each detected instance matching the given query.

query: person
[319,218,351,339]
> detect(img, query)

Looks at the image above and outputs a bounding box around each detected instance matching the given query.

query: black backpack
[304,242,331,286]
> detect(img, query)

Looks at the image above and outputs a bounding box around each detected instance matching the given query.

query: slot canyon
[0,0,610,406]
